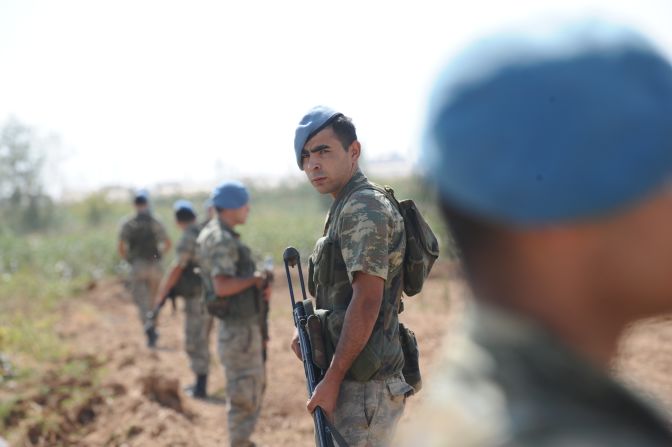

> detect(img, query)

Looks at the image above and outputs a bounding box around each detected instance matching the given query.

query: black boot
[187,374,207,399]
[145,326,158,348]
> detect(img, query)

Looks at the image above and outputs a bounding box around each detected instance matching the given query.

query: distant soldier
[404,22,672,446]
[291,107,414,446]
[152,200,212,399]
[118,190,171,347]
[198,181,270,447]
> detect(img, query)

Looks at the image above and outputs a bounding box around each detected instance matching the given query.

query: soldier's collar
[334,169,368,202]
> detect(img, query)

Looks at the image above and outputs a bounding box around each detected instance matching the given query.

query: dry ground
[2,263,671,446]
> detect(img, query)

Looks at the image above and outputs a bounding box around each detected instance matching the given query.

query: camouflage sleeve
[210,234,238,278]
[337,189,392,282]
[175,229,196,268]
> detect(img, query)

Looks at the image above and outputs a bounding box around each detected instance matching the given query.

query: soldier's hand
[290,328,302,361]
[252,273,265,290]
[306,372,340,422]
[262,285,271,301]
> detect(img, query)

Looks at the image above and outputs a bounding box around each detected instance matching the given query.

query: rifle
[283,247,348,447]
[260,257,274,362]
[145,287,177,330]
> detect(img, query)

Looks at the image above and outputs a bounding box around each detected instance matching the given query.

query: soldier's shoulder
[118,214,137,232]
[344,186,395,215]
[197,220,233,245]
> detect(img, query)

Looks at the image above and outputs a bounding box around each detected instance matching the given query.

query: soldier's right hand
[252,273,266,290]
[290,328,302,361]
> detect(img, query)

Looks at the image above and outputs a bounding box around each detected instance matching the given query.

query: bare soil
[2,263,671,446]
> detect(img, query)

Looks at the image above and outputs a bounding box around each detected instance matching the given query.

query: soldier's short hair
[176,208,196,223]
[330,115,358,151]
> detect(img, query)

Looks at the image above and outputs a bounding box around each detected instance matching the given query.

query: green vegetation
[0,174,453,360]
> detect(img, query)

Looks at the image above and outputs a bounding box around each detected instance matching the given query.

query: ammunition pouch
[399,323,422,394]
[301,299,383,382]
[206,286,260,321]
[173,263,202,298]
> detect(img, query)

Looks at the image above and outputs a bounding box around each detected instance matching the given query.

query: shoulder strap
[323,182,402,236]
[324,416,350,447]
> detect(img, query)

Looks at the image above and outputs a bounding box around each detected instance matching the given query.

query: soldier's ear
[349,140,361,163]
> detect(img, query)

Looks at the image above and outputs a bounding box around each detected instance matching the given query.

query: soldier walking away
[118,189,171,347]
[291,107,415,446]
[403,21,672,446]
[197,181,270,447]
[152,200,213,399]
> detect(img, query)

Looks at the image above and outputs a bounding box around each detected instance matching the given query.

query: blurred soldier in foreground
[152,200,212,398]
[118,190,171,347]
[292,107,414,446]
[403,22,672,446]
[198,181,269,447]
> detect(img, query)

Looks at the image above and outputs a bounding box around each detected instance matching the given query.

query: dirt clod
[140,374,183,413]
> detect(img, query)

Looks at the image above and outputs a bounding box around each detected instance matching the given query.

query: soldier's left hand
[306,372,340,422]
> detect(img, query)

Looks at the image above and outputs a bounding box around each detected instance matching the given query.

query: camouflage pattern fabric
[176,222,201,268]
[217,320,265,447]
[333,373,408,446]
[184,294,212,375]
[128,260,163,327]
[119,212,168,262]
[197,218,239,298]
[119,211,168,328]
[398,303,672,447]
[334,171,405,283]
[311,169,408,379]
[310,169,413,441]
[197,218,265,446]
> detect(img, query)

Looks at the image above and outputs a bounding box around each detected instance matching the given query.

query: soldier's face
[233,204,250,225]
[593,184,672,318]
[302,127,360,197]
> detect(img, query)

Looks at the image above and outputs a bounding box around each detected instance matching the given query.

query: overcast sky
[2,0,671,197]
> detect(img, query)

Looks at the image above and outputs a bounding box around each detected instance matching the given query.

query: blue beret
[423,22,672,226]
[134,189,149,202]
[173,199,195,214]
[294,105,343,169]
[211,180,249,210]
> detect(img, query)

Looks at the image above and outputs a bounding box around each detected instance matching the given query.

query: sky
[1,0,672,197]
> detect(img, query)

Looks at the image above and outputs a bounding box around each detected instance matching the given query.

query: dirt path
[46,265,457,446]
[4,264,672,446]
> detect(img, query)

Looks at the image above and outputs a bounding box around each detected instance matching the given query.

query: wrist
[325,361,347,383]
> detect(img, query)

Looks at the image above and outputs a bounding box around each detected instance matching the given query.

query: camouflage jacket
[119,211,168,262]
[176,222,200,269]
[400,302,672,446]
[172,222,202,297]
[197,217,260,322]
[309,169,407,381]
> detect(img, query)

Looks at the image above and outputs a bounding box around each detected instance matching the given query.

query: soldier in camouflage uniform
[403,22,672,446]
[291,107,414,446]
[118,190,171,347]
[153,200,212,398]
[198,181,269,447]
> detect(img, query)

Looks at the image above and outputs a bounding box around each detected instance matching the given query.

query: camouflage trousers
[332,373,412,447]
[217,318,265,447]
[183,296,212,375]
[128,260,163,328]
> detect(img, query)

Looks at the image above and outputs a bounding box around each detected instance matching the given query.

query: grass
[0,174,454,360]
